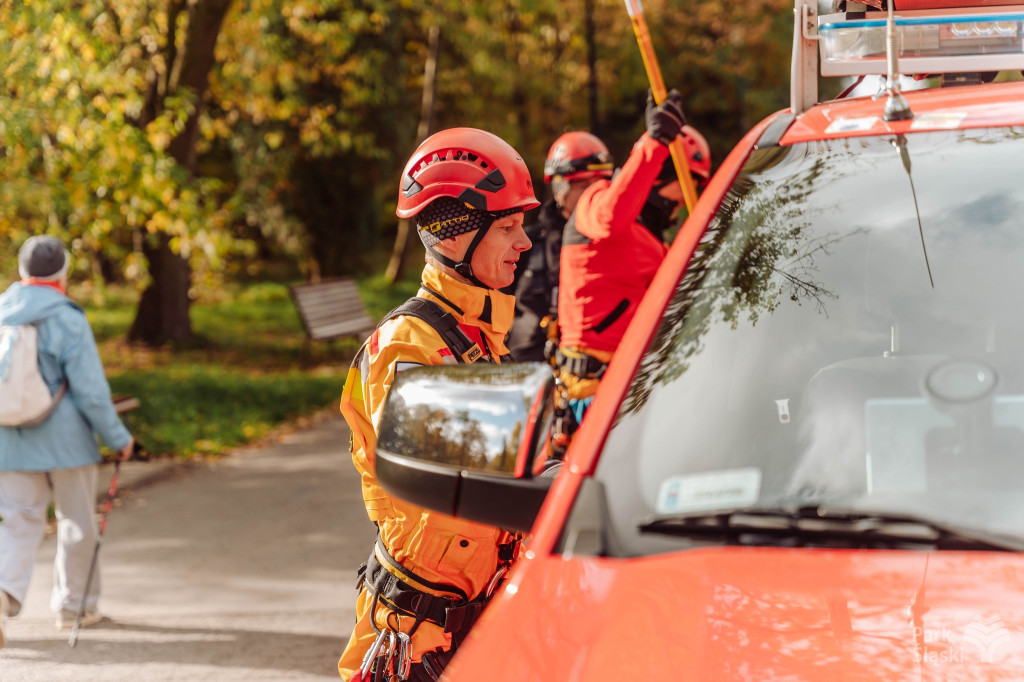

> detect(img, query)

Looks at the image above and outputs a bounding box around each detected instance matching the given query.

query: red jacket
[557,134,669,354]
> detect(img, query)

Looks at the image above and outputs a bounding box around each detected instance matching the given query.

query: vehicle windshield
[593,126,1024,557]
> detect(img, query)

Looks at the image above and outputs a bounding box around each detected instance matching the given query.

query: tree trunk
[167,0,233,170]
[385,24,441,284]
[128,0,233,345]
[128,234,194,344]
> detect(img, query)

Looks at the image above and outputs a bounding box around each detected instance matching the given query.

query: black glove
[645,89,686,146]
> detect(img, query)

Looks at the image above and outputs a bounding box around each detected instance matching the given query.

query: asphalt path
[0,415,376,681]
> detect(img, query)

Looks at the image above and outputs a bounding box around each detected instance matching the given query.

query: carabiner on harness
[355,628,393,682]
[550,376,577,458]
[485,563,510,599]
[395,631,413,680]
[354,627,413,682]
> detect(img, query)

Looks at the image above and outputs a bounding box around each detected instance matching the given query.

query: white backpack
[0,323,67,427]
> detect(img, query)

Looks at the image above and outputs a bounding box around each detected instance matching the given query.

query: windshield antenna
[893,134,934,288]
[883,0,913,122]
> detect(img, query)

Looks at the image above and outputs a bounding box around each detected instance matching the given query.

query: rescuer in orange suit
[337,128,539,681]
[556,90,711,424]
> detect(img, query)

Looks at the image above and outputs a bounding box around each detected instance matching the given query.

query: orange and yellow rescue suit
[338,264,520,680]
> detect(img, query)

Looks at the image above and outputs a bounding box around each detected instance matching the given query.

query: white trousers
[0,465,100,616]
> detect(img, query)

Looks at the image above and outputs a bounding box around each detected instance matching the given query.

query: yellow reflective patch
[344,367,364,405]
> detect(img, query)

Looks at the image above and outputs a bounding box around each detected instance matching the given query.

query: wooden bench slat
[292,290,363,303]
[299,313,370,328]
[112,394,141,414]
[294,277,359,289]
[292,289,364,305]
[308,314,375,330]
[296,299,368,316]
[310,319,376,340]
[295,298,362,312]
[296,285,354,294]
[291,279,362,294]
[301,314,375,329]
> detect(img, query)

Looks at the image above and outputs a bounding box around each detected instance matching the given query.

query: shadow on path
[5,617,344,678]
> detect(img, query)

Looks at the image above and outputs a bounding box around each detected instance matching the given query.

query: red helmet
[397,127,539,219]
[679,125,711,184]
[543,131,614,184]
[649,125,713,190]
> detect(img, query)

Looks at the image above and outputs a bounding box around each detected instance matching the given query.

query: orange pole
[624,0,698,214]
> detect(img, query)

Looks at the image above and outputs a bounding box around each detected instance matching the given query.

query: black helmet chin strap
[428,223,492,289]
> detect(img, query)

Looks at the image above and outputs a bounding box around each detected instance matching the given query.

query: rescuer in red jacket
[556,90,711,423]
[507,131,615,363]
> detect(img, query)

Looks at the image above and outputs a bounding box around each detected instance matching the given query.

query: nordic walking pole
[623,0,699,214]
[68,458,121,647]
[69,395,143,648]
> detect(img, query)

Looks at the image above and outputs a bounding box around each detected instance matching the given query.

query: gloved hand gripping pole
[624,0,699,215]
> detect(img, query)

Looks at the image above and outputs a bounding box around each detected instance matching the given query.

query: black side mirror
[375,362,557,532]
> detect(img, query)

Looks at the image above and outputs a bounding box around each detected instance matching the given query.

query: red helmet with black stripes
[397,128,539,288]
[543,131,614,184]
[396,127,539,220]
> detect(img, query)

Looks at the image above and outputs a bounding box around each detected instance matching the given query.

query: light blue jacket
[0,282,131,471]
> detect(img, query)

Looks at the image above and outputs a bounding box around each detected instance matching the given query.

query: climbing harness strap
[555,346,608,380]
[380,297,482,364]
[381,295,512,364]
[357,537,518,635]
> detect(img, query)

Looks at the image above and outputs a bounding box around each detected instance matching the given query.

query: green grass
[76,271,422,459]
[107,366,342,457]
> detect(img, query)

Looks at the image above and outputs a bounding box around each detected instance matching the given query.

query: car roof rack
[791,0,1024,113]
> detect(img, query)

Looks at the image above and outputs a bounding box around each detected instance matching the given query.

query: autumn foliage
[0,0,792,344]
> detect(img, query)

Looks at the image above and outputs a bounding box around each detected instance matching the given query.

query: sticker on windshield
[910,112,967,130]
[656,468,762,515]
[825,117,878,134]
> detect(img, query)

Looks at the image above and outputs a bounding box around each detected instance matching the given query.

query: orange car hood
[446,546,1024,681]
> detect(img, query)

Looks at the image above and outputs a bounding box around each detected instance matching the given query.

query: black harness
[358,536,518,641]
[378,294,512,364]
[555,347,609,380]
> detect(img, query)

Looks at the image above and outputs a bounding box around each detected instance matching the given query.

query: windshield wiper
[638,505,1024,551]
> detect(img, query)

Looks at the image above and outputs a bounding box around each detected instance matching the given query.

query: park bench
[289,276,377,343]
[112,394,140,415]
[102,393,149,478]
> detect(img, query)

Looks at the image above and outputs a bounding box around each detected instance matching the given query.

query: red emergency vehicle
[375,1,1024,677]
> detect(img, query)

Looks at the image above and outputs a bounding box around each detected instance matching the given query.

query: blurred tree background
[0,0,792,346]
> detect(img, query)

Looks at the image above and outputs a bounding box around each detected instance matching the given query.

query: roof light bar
[819,10,1024,76]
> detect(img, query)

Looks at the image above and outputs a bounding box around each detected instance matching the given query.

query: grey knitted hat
[18,236,70,280]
